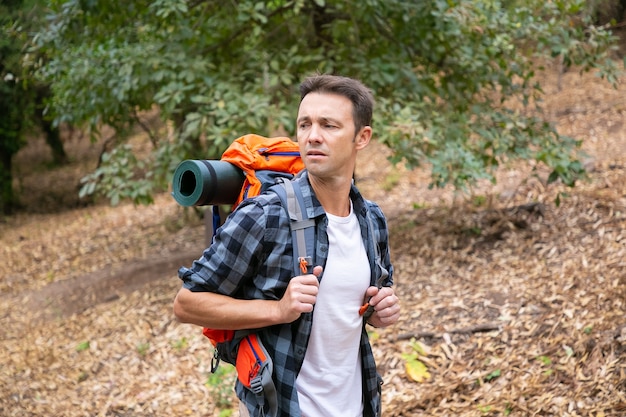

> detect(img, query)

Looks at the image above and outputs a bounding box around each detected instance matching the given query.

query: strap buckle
[298,256,312,274]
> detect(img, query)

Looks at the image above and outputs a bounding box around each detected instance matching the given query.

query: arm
[173,266,323,330]
[173,198,293,329]
[173,288,282,330]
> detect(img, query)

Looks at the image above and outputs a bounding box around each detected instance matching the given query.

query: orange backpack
[201,133,306,348]
[198,134,312,417]
[221,134,305,206]
[200,133,304,340]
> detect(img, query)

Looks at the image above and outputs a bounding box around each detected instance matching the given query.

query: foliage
[402,338,431,383]
[205,362,237,412]
[0,0,29,213]
[78,144,155,206]
[0,0,59,214]
[75,340,90,352]
[29,0,624,205]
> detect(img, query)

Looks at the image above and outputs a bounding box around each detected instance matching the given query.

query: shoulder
[365,200,389,239]
[274,171,326,218]
[232,190,290,232]
[364,199,385,219]
[238,189,284,210]
[350,183,387,222]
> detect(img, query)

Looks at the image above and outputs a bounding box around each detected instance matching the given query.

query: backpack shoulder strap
[359,205,390,319]
[271,178,315,276]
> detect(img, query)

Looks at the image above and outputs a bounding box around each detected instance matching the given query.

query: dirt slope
[1,67,625,417]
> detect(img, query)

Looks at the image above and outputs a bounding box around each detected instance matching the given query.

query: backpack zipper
[258,148,301,160]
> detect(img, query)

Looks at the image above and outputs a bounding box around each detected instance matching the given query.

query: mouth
[305,151,327,163]
[306,149,326,157]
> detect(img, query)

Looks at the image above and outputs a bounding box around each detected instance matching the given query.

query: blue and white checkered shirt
[179,171,393,417]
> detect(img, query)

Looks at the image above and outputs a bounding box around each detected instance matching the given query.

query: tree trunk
[0,145,16,215]
[42,118,68,165]
[36,85,68,165]
[0,81,24,215]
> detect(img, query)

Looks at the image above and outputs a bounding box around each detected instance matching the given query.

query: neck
[309,175,352,217]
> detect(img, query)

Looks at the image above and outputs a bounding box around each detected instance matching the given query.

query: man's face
[296,92,370,180]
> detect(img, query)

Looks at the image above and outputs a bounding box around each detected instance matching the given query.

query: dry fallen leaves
[1,68,626,416]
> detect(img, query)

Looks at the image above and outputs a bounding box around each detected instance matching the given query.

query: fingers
[278,267,322,323]
[290,275,319,306]
[312,265,323,277]
[367,287,401,327]
[367,286,393,305]
[364,285,379,299]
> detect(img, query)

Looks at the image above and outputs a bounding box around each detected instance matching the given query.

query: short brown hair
[299,74,374,133]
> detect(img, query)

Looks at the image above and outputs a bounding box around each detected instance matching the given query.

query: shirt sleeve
[367,201,394,287]
[178,198,268,295]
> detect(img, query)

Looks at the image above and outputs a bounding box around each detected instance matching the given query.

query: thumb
[365,286,379,298]
[312,265,323,277]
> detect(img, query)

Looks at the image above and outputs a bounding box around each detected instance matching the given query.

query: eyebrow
[297,115,342,126]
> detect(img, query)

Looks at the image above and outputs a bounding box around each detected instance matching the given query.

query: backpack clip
[298,256,312,274]
[210,348,221,373]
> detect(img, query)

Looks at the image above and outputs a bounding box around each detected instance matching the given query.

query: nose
[307,123,323,143]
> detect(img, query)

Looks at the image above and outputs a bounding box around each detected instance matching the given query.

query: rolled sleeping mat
[171,160,245,206]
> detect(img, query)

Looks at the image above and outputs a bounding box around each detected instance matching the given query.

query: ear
[355,126,372,150]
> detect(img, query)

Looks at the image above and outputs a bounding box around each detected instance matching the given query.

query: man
[173,74,400,417]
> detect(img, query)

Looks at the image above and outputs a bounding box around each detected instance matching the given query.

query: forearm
[173,287,282,330]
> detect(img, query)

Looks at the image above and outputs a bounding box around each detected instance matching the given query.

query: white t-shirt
[296,206,371,417]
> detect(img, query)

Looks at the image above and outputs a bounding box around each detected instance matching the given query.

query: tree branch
[395,322,501,341]
[132,109,158,147]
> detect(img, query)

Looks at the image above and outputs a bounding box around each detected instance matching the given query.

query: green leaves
[79,145,156,206]
[151,0,189,18]
[75,340,90,352]
[380,0,621,191]
[402,339,431,383]
[29,0,625,206]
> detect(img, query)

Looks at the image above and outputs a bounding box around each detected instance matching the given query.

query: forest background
[2,1,626,416]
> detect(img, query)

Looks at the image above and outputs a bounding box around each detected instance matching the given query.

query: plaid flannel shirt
[178,172,393,417]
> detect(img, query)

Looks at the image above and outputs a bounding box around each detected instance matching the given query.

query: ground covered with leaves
[1,69,625,416]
